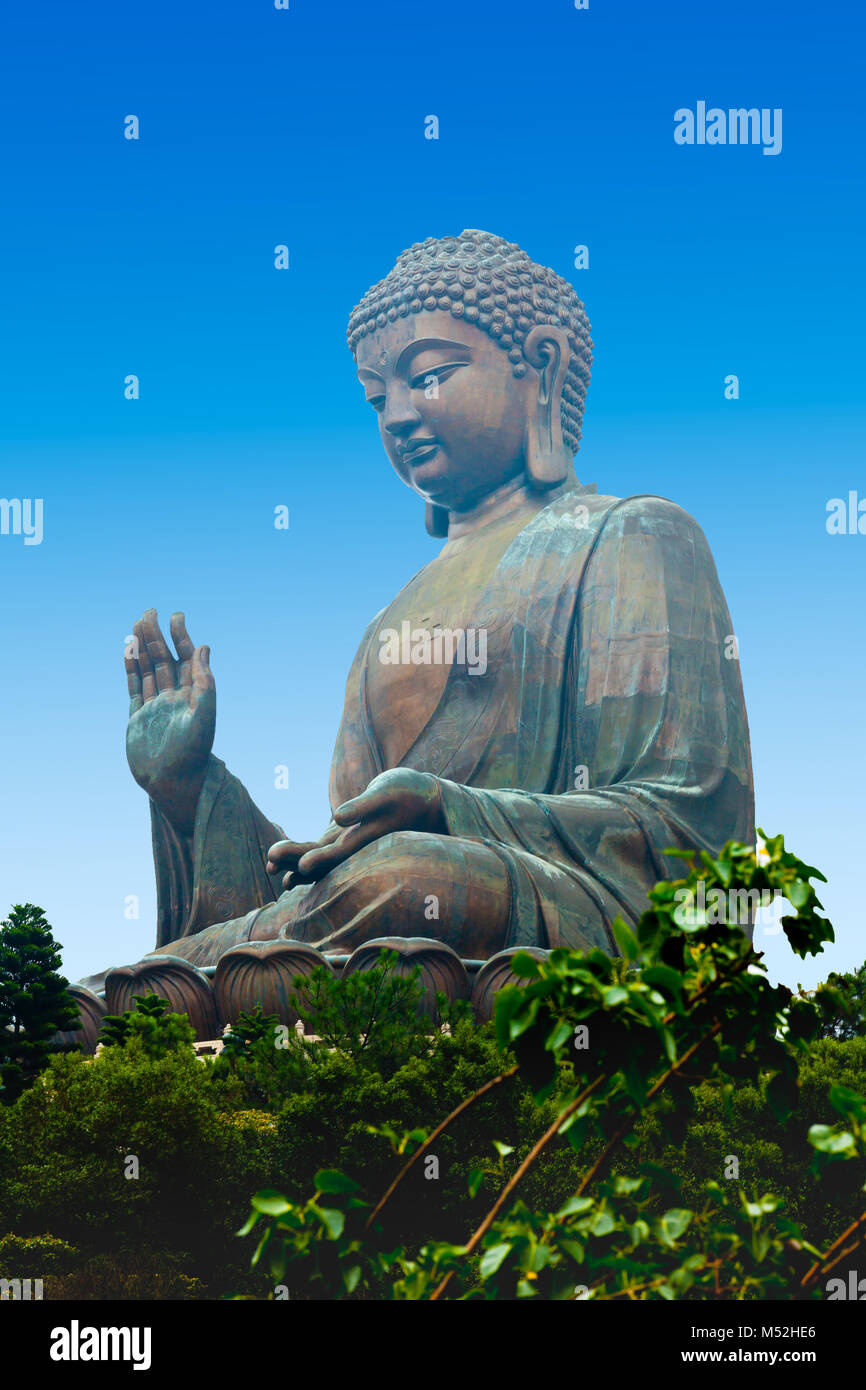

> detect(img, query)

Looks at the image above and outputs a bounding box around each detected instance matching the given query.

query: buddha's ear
[522,324,574,488]
[425,502,449,537]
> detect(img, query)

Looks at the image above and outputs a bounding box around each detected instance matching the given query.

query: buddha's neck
[446,472,574,539]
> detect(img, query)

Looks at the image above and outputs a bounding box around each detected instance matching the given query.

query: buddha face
[355,310,539,514]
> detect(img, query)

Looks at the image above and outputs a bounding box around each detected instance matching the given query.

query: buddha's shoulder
[551,489,708,543]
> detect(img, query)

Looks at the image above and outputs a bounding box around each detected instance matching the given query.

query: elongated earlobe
[523,325,574,488]
[425,502,449,537]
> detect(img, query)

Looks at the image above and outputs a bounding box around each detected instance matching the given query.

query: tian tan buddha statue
[74,230,753,1040]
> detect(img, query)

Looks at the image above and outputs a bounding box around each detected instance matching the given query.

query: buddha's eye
[365,394,386,412]
[409,361,467,392]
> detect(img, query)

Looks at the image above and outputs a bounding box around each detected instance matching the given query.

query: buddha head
[348,230,593,536]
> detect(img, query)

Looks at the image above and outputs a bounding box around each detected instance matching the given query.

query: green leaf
[623,1060,649,1107]
[613,1175,644,1196]
[829,1084,866,1123]
[642,965,685,1000]
[312,1204,345,1240]
[563,1114,591,1152]
[479,1243,512,1279]
[251,1190,293,1216]
[808,1124,854,1155]
[509,1007,540,1042]
[493,988,525,1051]
[236,1210,260,1238]
[492,1140,515,1158]
[603,986,628,1008]
[468,1168,484,1199]
[556,1195,594,1218]
[657,1208,692,1245]
[509,952,542,979]
[589,1207,614,1237]
[546,1017,575,1053]
[250,1227,271,1269]
[559,1239,585,1264]
[314,1169,361,1195]
[660,1027,677,1064]
[786,880,810,909]
[611,918,640,961]
[343,1264,362,1294]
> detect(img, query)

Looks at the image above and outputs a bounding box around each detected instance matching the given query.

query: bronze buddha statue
[75,230,753,1037]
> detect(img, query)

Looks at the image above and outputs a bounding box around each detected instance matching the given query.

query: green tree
[292,952,464,1080]
[239,832,866,1300]
[217,953,463,1102]
[0,904,79,1103]
[221,1003,282,1062]
[98,993,195,1059]
[0,1037,275,1297]
[814,962,866,1039]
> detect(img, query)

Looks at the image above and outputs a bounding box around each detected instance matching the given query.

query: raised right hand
[125,609,216,834]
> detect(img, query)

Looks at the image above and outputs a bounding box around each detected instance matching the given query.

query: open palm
[125,609,216,831]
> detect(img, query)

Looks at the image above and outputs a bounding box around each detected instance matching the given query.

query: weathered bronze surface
[470,948,552,1026]
[214,940,334,1034]
[54,984,106,1055]
[79,230,753,1028]
[104,956,219,1040]
[341,937,469,1023]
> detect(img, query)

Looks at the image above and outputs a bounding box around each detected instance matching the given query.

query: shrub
[98,993,196,1058]
[0,1036,281,1297]
[239,832,866,1300]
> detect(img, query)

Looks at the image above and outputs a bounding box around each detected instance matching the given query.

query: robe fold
[148,484,754,962]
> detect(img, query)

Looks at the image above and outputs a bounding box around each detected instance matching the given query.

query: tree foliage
[814,962,866,1040]
[239,832,866,1300]
[98,992,195,1059]
[0,903,79,1103]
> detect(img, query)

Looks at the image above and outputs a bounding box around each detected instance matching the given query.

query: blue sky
[1,0,863,989]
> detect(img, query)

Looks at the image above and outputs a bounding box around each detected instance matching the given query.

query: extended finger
[134,620,157,702]
[124,635,143,710]
[170,612,195,687]
[141,609,176,693]
[191,645,215,693]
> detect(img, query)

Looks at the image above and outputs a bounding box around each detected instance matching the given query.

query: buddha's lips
[401,439,439,466]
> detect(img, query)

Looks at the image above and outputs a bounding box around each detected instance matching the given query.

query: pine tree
[817,962,866,1039]
[98,993,195,1058]
[0,903,80,1103]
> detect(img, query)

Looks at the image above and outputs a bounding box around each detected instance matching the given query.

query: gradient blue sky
[1,0,863,988]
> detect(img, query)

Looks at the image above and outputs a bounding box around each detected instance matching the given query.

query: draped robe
[145,484,754,967]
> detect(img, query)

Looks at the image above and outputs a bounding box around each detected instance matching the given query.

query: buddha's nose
[383,387,422,436]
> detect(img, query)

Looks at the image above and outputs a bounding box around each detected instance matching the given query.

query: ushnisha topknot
[347,229,593,455]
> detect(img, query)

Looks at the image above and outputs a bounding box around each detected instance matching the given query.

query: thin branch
[799,1209,866,1292]
[365,1064,520,1232]
[430,1074,606,1301]
[575,1019,724,1197]
[427,948,754,1300]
